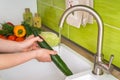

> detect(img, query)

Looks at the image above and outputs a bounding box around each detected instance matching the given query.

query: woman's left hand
[20,35,42,52]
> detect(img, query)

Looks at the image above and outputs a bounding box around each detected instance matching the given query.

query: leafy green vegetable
[0,30,13,36]
[40,32,60,47]
[2,23,14,33]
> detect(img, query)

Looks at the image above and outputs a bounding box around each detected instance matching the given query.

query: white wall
[0,0,37,25]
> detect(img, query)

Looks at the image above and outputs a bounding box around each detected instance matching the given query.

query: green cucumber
[30,26,73,76]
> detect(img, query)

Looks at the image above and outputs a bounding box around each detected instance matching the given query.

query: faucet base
[92,69,103,75]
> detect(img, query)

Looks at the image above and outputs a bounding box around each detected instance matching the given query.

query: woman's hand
[31,48,57,62]
[0,48,57,69]
[20,35,42,52]
[20,35,57,62]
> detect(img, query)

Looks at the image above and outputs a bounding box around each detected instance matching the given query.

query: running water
[58,27,62,54]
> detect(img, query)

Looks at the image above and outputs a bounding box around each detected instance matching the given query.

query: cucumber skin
[31,27,73,76]
[38,39,73,76]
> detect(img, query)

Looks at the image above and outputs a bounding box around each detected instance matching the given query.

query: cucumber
[22,22,73,76]
[30,27,73,76]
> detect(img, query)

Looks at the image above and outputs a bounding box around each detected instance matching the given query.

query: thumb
[49,50,57,55]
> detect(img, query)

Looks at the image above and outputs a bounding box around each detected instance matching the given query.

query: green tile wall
[37,0,120,68]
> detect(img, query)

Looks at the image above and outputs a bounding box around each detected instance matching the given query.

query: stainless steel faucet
[59,5,114,75]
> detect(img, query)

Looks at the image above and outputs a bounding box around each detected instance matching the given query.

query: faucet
[59,5,114,75]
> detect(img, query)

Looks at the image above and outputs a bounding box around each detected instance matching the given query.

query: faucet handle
[108,55,114,68]
[100,55,114,74]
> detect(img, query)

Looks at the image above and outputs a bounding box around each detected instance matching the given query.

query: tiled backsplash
[37,0,120,69]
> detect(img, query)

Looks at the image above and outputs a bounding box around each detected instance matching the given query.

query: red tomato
[8,35,16,41]
[15,37,25,42]
[0,35,3,38]
[0,35,7,39]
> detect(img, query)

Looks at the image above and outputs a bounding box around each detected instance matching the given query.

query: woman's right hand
[32,48,57,62]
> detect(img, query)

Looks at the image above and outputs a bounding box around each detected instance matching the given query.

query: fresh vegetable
[1,22,14,34]
[0,22,14,36]
[0,30,12,36]
[21,21,42,37]
[13,25,26,37]
[0,35,6,39]
[40,32,59,47]
[7,35,16,41]
[15,37,25,42]
[24,24,73,76]
[0,35,3,38]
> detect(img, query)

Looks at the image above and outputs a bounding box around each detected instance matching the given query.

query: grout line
[40,2,64,11]
[93,20,120,30]
[104,23,120,30]
[54,6,64,11]
[68,25,70,38]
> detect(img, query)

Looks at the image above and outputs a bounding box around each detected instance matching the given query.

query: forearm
[0,51,36,70]
[0,39,22,52]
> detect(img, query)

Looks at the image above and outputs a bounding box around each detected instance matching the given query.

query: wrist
[29,51,37,59]
[22,50,37,59]
[33,49,42,59]
[17,42,24,52]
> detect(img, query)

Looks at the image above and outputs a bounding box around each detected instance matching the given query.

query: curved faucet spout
[59,5,104,75]
[59,5,104,60]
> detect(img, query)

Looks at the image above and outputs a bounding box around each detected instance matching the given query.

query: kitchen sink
[0,44,117,80]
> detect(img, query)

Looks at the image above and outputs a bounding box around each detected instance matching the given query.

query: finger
[22,47,30,51]
[31,36,43,42]
[36,57,52,62]
[24,37,42,47]
[52,50,57,55]
[32,46,40,50]
[33,42,39,47]
[48,50,57,55]
[22,48,31,52]
[25,35,34,40]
